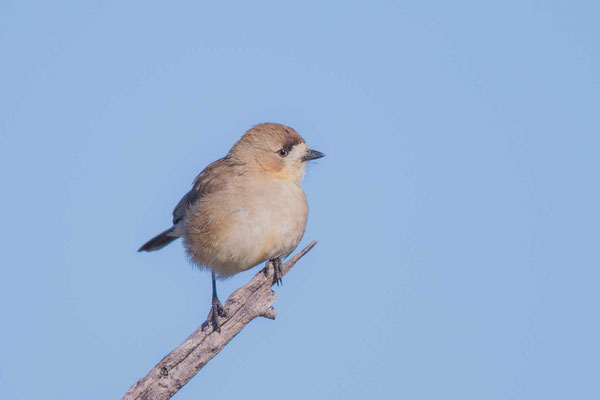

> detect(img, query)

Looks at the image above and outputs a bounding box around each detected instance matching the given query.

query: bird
[138,123,324,331]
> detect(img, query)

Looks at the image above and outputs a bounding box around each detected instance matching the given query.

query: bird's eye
[278,148,288,157]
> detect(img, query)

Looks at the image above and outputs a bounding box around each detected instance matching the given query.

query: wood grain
[122,241,317,400]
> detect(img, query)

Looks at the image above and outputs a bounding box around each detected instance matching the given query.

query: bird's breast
[184,179,308,278]
[234,181,308,266]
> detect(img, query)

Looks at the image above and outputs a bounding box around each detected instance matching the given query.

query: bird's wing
[172,157,229,225]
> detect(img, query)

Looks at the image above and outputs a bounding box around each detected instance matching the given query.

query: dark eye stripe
[283,137,303,150]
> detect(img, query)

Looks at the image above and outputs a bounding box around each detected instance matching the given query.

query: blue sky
[1,1,599,399]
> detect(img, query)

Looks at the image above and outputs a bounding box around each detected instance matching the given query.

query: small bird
[139,123,324,331]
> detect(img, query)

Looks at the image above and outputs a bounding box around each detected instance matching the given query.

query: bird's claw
[271,258,283,286]
[203,297,227,333]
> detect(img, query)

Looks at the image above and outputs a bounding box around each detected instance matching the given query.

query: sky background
[1,1,599,399]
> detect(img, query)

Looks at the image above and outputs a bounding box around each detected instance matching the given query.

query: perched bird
[139,123,324,331]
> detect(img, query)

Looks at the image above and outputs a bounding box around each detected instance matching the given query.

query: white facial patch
[288,142,309,162]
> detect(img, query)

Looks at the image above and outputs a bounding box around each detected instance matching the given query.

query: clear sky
[1,1,599,399]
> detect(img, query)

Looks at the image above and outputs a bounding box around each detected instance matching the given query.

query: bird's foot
[202,296,227,333]
[270,258,283,286]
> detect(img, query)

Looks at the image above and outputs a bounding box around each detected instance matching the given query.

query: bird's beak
[303,149,325,162]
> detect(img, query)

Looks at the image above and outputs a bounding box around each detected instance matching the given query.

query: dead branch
[122,241,318,400]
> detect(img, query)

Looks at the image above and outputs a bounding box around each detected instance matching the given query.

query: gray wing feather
[171,158,226,225]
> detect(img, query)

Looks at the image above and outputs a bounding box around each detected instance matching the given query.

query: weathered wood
[123,241,317,400]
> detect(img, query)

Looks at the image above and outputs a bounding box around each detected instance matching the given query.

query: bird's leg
[270,257,283,286]
[203,270,227,333]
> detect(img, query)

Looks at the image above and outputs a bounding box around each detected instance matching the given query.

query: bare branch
[122,241,318,400]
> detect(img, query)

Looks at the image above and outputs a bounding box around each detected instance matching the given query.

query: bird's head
[229,123,324,182]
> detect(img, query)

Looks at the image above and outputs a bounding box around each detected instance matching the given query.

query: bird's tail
[138,227,179,252]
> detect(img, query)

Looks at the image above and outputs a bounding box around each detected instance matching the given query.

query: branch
[122,241,318,400]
